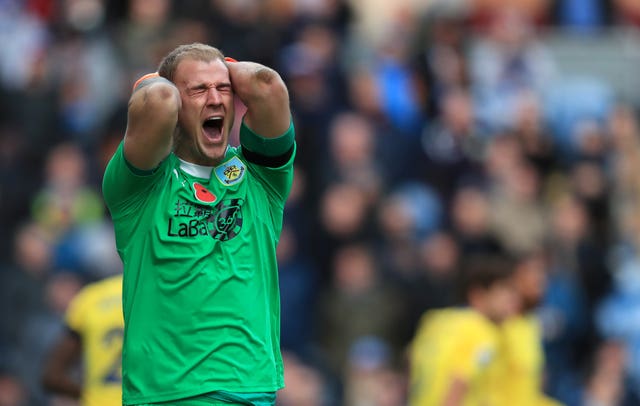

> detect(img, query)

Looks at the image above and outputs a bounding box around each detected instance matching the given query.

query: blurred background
[2,0,640,405]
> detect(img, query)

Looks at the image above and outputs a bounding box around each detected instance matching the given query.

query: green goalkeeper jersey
[102,121,295,405]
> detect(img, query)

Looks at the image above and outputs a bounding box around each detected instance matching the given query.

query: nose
[206,87,223,106]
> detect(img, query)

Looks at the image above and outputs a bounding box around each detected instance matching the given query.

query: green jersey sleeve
[238,120,296,205]
[102,141,172,218]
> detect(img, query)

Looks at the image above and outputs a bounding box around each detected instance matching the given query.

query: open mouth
[202,117,224,141]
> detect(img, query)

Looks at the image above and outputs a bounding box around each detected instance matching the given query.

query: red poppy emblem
[193,182,216,203]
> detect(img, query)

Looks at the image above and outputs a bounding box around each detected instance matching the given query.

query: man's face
[482,281,519,324]
[173,58,235,166]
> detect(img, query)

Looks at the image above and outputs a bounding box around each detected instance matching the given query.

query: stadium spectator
[408,255,518,405]
[42,273,124,406]
[489,250,564,405]
[316,242,408,379]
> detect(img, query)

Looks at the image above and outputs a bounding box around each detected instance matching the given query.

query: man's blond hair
[158,43,225,82]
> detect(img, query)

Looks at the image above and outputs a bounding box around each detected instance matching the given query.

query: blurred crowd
[2,0,640,405]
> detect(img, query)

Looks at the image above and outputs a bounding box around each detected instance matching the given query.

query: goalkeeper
[102,43,295,406]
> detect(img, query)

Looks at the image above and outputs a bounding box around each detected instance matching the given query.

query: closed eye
[187,83,232,96]
[187,85,209,96]
[217,83,232,93]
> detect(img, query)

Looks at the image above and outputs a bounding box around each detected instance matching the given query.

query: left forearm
[226,60,291,138]
[226,62,280,102]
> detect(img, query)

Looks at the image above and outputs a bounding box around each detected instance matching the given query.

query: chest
[154,164,271,245]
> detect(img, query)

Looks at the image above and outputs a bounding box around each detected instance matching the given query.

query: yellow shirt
[66,274,124,406]
[490,315,563,406]
[409,308,499,406]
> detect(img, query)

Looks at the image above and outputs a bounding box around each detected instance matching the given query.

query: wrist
[132,72,160,92]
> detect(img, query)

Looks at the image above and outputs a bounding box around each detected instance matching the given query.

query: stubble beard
[174,127,228,166]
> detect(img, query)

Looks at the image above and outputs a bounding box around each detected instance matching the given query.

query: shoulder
[502,314,540,344]
[77,275,123,304]
[457,310,498,341]
[95,274,124,294]
[103,146,177,207]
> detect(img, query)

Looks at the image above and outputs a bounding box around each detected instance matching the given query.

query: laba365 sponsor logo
[167,198,243,241]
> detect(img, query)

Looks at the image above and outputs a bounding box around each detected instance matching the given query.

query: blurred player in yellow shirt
[42,273,123,406]
[409,256,518,406]
[490,251,563,406]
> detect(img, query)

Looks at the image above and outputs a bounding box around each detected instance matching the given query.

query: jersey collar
[178,158,213,180]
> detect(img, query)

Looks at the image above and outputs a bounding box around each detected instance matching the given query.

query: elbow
[146,82,181,116]
[254,68,289,105]
[255,66,281,87]
[130,81,181,118]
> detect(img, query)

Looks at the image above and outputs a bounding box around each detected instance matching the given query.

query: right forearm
[124,75,180,169]
[129,76,180,131]
[226,60,290,138]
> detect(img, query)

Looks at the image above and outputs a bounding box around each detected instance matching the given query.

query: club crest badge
[214,156,246,186]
